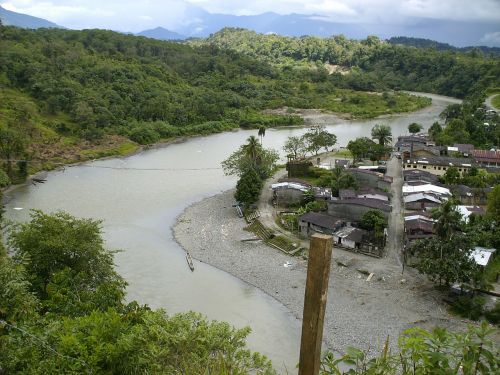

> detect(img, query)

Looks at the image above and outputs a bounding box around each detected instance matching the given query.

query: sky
[2,0,500,37]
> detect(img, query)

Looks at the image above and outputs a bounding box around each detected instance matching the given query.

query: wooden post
[298,233,333,375]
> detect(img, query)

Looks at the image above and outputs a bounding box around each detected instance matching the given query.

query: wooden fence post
[298,233,333,375]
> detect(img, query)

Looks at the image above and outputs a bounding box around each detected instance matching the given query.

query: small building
[403,156,474,176]
[403,169,440,184]
[395,135,444,158]
[347,168,392,190]
[335,159,350,169]
[286,160,313,178]
[313,186,332,201]
[452,143,474,156]
[457,205,486,223]
[402,183,451,197]
[356,187,390,201]
[472,149,500,169]
[298,212,344,238]
[450,185,492,205]
[404,218,435,242]
[272,181,310,206]
[327,198,391,221]
[404,193,442,210]
[471,247,496,268]
[332,226,369,250]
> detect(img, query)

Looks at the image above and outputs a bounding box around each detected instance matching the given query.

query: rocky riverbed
[173,190,469,356]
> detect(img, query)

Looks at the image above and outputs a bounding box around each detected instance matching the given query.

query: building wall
[275,189,304,206]
[357,193,389,201]
[327,201,390,221]
[405,201,439,210]
[403,163,470,176]
[299,221,341,238]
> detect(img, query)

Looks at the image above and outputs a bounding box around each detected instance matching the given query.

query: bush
[450,295,486,321]
[484,301,500,324]
[0,169,10,187]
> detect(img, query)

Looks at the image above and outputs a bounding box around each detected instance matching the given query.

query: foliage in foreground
[321,323,499,375]
[0,210,274,374]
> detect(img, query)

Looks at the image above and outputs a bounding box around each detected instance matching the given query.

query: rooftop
[333,226,368,243]
[405,156,474,167]
[299,212,344,230]
[403,193,442,204]
[330,198,391,211]
[404,218,435,233]
[472,149,500,162]
[471,247,496,266]
[403,184,451,196]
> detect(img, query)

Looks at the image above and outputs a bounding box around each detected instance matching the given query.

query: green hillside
[0,26,432,181]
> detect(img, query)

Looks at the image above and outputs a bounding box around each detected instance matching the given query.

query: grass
[491,94,500,110]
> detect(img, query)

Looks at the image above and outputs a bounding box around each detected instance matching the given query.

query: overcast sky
[2,0,500,32]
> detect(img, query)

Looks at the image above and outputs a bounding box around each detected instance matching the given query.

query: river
[3,93,459,373]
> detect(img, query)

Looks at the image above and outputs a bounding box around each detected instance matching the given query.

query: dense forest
[192,28,500,98]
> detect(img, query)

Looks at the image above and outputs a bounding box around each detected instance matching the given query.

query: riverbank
[173,189,470,355]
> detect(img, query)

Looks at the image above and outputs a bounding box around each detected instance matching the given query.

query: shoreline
[172,189,469,355]
[2,90,446,201]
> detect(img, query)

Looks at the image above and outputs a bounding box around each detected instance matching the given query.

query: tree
[410,233,481,287]
[222,136,279,179]
[371,124,392,146]
[0,128,26,178]
[258,126,266,145]
[234,168,263,207]
[319,166,358,197]
[408,122,423,134]
[442,166,460,184]
[431,199,463,240]
[486,184,500,222]
[347,137,378,162]
[8,210,126,316]
[303,125,337,155]
[321,323,499,375]
[360,209,387,240]
[283,136,307,159]
[428,121,442,141]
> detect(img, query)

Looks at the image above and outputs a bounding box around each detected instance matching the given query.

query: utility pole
[298,233,333,375]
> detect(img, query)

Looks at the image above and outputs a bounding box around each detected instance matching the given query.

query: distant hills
[1,4,499,49]
[136,27,185,41]
[388,37,500,56]
[0,5,61,29]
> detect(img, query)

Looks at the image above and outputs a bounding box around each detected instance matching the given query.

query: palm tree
[431,199,462,240]
[329,166,358,197]
[242,136,262,165]
[371,124,392,146]
[258,126,266,145]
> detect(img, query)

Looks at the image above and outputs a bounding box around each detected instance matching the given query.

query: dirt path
[386,155,404,268]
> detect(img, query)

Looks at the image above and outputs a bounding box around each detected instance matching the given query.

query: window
[413,165,417,168]
[443,167,447,170]
[407,164,411,168]
[438,167,441,170]
[422,166,427,169]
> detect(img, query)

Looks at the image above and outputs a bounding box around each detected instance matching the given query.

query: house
[402,183,451,197]
[347,168,393,190]
[313,186,332,201]
[404,217,435,242]
[451,144,474,156]
[403,156,474,176]
[457,205,486,223]
[404,193,442,210]
[298,212,344,238]
[403,169,440,184]
[335,159,350,169]
[339,189,357,200]
[395,135,444,158]
[286,160,313,178]
[332,226,369,250]
[450,185,492,205]
[272,181,310,206]
[357,187,390,201]
[471,247,496,268]
[327,198,391,221]
[472,149,500,168]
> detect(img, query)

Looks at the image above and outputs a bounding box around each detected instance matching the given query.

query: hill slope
[136,27,186,41]
[0,5,61,29]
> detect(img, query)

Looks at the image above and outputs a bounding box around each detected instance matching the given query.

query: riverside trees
[0,210,275,374]
[223,136,279,207]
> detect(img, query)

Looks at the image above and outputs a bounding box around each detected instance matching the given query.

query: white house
[402,184,451,197]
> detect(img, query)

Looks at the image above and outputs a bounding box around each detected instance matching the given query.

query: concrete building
[404,217,435,242]
[404,193,442,210]
[403,169,440,184]
[327,198,391,221]
[272,181,310,206]
[403,156,474,176]
[472,149,500,169]
[298,212,344,238]
[332,226,369,250]
[347,168,392,190]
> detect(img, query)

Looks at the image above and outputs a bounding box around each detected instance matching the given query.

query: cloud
[1,0,499,31]
[480,31,500,46]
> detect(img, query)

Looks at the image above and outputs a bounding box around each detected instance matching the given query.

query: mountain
[388,37,500,56]
[136,27,186,41]
[0,5,61,29]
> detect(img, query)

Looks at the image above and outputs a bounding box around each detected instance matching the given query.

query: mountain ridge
[0,5,62,29]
